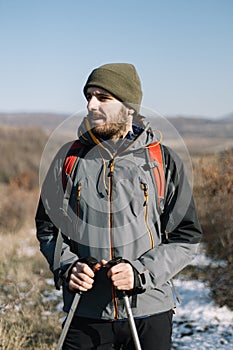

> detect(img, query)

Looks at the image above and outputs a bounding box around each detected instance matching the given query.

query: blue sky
[1,0,233,118]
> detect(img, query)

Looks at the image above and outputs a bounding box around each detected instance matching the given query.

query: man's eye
[98,95,111,102]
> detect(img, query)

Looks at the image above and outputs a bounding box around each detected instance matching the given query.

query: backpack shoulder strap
[146,142,166,211]
[147,144,181,304]
[62,140,83,189]
[54,140,83,288]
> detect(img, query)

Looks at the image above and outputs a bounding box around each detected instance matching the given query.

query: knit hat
[83,63,143,113]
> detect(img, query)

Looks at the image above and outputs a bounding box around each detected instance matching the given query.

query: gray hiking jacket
[36,117,202,320]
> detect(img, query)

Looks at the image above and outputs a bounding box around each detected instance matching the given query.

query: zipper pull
[108,159,115,177]
[141,183,149,206]
[77,184,82,200]
[76,184,82,218]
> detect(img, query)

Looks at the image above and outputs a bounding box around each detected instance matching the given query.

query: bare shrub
[193,149,233,309]
[0,184,39,234]
[0,126,48,188]
[193,149,233,262]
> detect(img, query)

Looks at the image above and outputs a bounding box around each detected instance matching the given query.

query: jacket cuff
[123,259,146,295]
[54,258,79,290]
[129,260,153,291]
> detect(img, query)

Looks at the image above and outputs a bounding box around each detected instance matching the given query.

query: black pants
[62,311,173,350]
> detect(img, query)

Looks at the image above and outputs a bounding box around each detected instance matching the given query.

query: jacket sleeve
[35,142,79,289]
[131,146,202,289]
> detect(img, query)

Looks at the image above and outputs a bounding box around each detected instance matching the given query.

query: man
[36,63,202,349]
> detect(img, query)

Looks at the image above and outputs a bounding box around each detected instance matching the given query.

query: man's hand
[103,260,134,290]
[69,261,100,292]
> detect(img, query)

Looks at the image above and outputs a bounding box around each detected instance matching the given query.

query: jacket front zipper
[141,183,155,249]
[108,158,119,319]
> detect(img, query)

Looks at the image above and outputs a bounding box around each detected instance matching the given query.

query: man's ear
[128,108,135,116]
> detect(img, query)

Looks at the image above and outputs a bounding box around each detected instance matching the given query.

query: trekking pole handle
[78,256,100,273]
[107,256,123,267]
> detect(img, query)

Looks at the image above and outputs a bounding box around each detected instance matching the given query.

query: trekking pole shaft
[56,293,81,350]
[123,294,142,350]
[107,258,142,350]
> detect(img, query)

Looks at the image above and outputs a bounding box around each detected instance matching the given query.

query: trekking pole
[56,257,99,350]
[122,291,142,350]
[108,258,142,350]
[56,292,81,350]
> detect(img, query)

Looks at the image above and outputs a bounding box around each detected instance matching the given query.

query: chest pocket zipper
[76,183,82,232]
[141,182,155,249]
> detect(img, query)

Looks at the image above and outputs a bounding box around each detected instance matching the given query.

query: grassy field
[0,227,62,349]
[0,124,232,348]
[0,127,63,349]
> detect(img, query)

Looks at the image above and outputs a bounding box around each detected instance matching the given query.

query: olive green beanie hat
[83,63,143,113]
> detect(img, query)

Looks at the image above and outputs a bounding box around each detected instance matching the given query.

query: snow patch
[172,279,233,349]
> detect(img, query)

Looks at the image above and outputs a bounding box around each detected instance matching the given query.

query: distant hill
[0,112,68,131]
[166,115,233,139]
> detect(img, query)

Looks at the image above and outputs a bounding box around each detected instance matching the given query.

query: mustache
[87,112,105,119]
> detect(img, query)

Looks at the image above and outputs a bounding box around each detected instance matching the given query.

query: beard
[88,106,131,140]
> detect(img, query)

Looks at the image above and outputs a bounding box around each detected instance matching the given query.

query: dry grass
[0,227,63,349]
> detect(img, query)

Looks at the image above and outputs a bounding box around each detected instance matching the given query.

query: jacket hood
[77,116,161,155]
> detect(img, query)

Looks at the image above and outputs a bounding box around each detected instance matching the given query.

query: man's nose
[87,96,100,111]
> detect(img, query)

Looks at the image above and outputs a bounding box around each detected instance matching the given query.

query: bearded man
[36,63,202,350]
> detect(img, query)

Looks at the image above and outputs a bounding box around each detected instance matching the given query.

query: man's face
[86,87,132,140]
